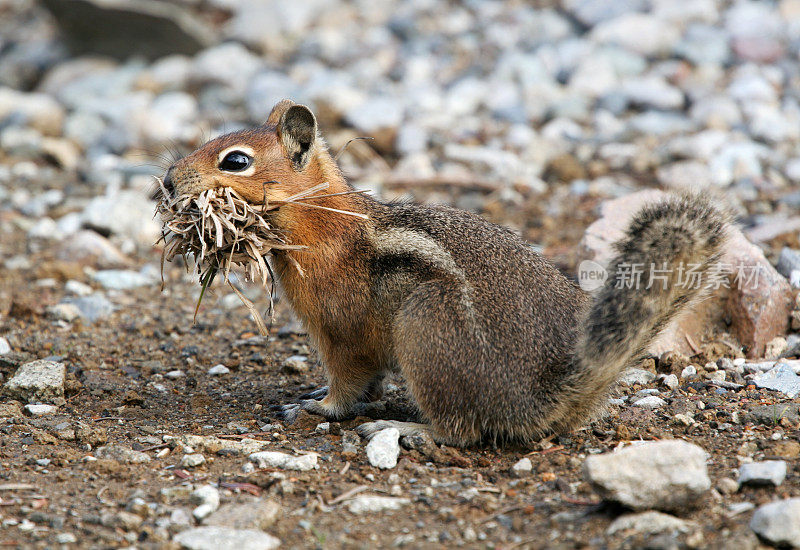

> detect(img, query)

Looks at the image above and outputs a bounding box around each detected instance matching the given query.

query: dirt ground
[0,179,797,550]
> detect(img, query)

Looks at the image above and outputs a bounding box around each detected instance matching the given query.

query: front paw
[273,400,315,423]
[273,398,338,424]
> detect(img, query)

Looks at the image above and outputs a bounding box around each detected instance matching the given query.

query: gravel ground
[1,0,800,548]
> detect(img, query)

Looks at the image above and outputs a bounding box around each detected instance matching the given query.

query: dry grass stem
[154,178,367,333]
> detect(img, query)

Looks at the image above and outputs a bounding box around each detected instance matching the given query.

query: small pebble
[511,457,533,476]
[208,364,230,376]
[632,396,667,409]
[739,461,787,487]
[366,428,401,469]
[181,453,206,468]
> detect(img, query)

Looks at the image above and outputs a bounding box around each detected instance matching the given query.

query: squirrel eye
[218,151,252,172]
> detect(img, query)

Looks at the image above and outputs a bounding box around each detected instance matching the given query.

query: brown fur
[164,100,729,447]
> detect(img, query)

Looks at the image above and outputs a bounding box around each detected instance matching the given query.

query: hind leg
[385,281,488,447]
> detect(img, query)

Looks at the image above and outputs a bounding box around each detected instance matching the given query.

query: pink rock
[579,190,792,358]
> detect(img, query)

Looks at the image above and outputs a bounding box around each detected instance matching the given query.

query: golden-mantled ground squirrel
[163,99,728,447]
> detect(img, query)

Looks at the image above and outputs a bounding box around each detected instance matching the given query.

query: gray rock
[91,269,155,290]
[632,396,667,409]
[591,14,680,57]
[563,0,647,27]
[583,440,710,511]
[3,360,65,403]
[82,190,160,246]
[203,499,280,530]
[345,96,404,133]
[281,355,308,374]
[61,294,116,323]
[248,451,318,471]
[0,338,9,355]
[753,363,800,398]
[95,444,151,464]
[191,42,263,94]
[607,511,698,537]
[618,368,656,386]
[748,403,800,426]
[346,495,410,514]
[57,230,129,267]
[40,0,215,60]
[777,248,800,287]
[750,498,800,548]
[342,430,360,456]
[365,427,400,469]
[674,24,730,65]
[619,76,683,110]
[739,461,787,488]
[174,527,280,550]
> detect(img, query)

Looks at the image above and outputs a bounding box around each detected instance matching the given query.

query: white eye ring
[217,145,256,176]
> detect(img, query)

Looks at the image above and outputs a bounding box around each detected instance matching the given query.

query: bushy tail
[548,193,729,433]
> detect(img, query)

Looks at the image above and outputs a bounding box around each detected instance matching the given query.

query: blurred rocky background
[1,1,800,547]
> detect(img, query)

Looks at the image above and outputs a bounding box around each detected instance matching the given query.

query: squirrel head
[163,99,335,208]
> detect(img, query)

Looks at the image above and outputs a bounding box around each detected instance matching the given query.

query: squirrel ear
[277,104,317,170]
[266,99,295,126]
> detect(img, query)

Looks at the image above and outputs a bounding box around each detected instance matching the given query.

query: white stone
[346,495,410,514]
[656,161,714,189]
[583,440,711,511]
[248,451,318,471]
[619,76,684,110]
[47,303,81,322]
[632,396,667,409]
[191,485,220,521]
[3,360,65,403]
[591,14,680,56]
[618,368,656,386]
[208,364,230,376]
[0,337,11,355]
[174,526,280,550]
[739,461,787,487]
[81,189,160,246]
[23,404,58,416]
[91,269,154,290]
[27,217,58,240]
[511,457,533,475]
[681,365,697,379]
[661,374,679,390]
[64,280,93,296]
[345,96,404,132]
[750,498,800,548]
[181,454,206,468]
[365,427,400,469]
[607,511,698,537]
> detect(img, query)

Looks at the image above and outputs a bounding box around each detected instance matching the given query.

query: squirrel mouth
[154,178,304,334]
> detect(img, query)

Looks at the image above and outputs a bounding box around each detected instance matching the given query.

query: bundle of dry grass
[155,178,366,334]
